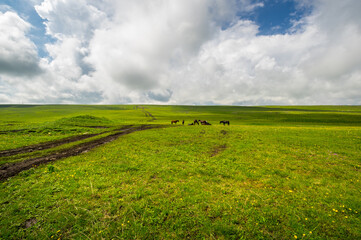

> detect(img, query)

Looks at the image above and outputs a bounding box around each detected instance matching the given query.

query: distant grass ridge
[54,115,113,127]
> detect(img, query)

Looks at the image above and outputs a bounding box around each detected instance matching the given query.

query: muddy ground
[0,125,164,181]
[0,125,133,157]
[0,133,100,157]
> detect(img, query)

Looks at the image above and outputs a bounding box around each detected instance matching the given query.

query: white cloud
[86,1,212,89]
[35,0,107,41]
[168,0,361,105]
[0,11,42,77]
[0,0,361,105]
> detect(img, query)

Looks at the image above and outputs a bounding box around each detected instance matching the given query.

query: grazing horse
[171,120,179,124]
[200,120,211,125]
[194,119,199,125]
[220,121,230,126]
[199,120,212,125]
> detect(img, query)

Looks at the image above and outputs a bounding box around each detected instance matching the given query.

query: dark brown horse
[171,120,179,124]
[200,120,211,125]
[220,121,230,125]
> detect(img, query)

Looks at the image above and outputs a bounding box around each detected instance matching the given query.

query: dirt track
[0,125,163,181]
[0,133,100,157]
[0,125,133,157]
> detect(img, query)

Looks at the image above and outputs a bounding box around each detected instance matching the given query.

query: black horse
[194,119,199,125]
[220,121,230,126]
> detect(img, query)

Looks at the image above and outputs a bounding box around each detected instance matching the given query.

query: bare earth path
[0,133,100,157]
[0,125,133,157]
[0,125,164,181]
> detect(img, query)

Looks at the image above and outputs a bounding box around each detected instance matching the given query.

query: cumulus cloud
[1,0,361,104]
[168,0,361,105]
[87,1,223,90]
[35,0,107,41]
[0,11,42,77]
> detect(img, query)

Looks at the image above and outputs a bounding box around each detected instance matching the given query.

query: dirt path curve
[0,133,99,157]
[143,110,156,120]
[136,106,156,120]
[0,125,132,157]
[0,125,163,181]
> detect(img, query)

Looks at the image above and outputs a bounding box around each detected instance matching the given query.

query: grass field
[1,105,361,239]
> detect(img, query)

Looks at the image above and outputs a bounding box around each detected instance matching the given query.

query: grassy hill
[1,105,360,239]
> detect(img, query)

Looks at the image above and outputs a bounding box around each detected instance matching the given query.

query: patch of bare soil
[23,218,37,229]
[0,125,163,181]
[210,144,227,157]
[220,130,228,135]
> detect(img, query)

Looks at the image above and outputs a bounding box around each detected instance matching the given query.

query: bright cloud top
[0,0,361,105]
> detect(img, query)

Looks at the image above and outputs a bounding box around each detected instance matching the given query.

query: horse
[193,120,199,125]
[199,120,206,125]
[220,121,230,126]
[200,120,211,125]
[171,120,179,124]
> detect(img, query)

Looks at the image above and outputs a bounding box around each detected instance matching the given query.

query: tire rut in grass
[0,125,163,181]
[0,133,99,157]
[0,125,133,157]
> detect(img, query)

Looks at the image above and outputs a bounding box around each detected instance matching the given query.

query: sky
[0,0,361,105]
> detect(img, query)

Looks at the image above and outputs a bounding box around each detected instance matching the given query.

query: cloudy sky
[1,0,360,105]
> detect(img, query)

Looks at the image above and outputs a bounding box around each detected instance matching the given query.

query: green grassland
[1,105,361,239]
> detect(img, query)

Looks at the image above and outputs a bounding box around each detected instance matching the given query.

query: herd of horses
[171,119,230,125]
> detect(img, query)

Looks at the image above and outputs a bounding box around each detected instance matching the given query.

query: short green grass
[1,105,361,239]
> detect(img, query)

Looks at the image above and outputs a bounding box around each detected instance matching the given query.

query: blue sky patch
[1,0,54,58]
[239,0,312,35]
